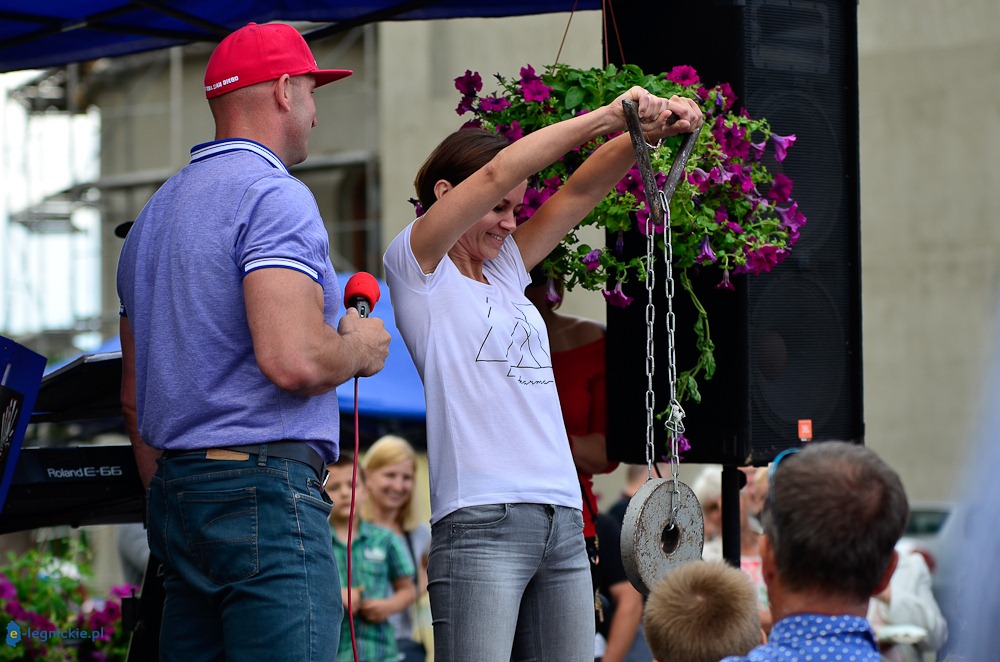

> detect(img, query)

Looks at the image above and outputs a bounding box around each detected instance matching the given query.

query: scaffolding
[2,67,102,359]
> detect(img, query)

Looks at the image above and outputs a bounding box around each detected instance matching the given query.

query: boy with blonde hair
[644,561,762,662]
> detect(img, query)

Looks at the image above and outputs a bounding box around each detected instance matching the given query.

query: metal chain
[644,190,657,482]
[621,99,696,528]
[659,190,686,528]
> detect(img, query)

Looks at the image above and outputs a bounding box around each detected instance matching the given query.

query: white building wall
[857,0,1000,502]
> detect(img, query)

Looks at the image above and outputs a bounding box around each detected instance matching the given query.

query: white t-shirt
[384,221,581,523]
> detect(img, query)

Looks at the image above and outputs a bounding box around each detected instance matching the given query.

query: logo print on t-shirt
[475,298,552,384]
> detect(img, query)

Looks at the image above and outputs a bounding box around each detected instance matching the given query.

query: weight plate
[620,478,705,595]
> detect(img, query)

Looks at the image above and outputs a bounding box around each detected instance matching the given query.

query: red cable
[346,376,362,661]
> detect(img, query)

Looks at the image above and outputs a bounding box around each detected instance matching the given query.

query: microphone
[343,272,380,319]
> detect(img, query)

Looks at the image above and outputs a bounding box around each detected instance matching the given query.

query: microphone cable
[340,271,380,662]
[346,375,361,662]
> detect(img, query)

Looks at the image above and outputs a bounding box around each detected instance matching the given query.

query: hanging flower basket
[450,62,804,410]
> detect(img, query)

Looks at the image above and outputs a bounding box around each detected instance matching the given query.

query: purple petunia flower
[661,433,691,460]
[714,206,729,224]
[501,120,523,142]
[521,78,552,102]
[616,166,644,199]
[771,133,797,162]
[742,245,788,274]
[0,575,16,600]
[460,118,482,130]
[724,221,745,235]
[602,281,634,308]
[696,236,716,265]
[545,278,562,305]
[666,64,700,86]
[652,170,667,191]
[519,65,552,103]
[777,201,807,244]
[520,186,553,222]
[711,165,734,184]
[453,70,483,96]
[688,167,711,192]
[767,173,794,204]
[716,268,735,291]
[542,176,563,193]
[715,82,736,111]
[5,599,28,620]
[750,140,767,161]
[777,201,807,231]
[727,164,755,193]
[713,122,751,161]
[582,249,602,271]
[479,95,511,113]
[455,95,476,116]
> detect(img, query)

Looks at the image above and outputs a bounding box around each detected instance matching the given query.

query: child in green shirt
[327,451,416,662]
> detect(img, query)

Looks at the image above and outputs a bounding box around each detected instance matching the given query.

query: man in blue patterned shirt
[722,441,908,662]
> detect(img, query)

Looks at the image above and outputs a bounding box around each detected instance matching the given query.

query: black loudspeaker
[605,0,863,466]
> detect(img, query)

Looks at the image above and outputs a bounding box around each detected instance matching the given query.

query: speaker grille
[605,0,862,466]
[743,0,861,460]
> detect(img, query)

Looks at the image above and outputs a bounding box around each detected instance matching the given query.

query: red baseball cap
[204,22,352,99]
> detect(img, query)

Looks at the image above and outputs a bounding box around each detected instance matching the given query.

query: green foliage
[454,63,805,416]
[0,538,135,661]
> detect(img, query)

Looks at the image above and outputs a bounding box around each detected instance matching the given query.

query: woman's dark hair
[413,128,509,213]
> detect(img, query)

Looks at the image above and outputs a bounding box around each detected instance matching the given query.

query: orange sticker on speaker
[798,419,813,441]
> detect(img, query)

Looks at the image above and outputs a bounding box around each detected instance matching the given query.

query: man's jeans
[428,503,595,662]
[147,452,340,661]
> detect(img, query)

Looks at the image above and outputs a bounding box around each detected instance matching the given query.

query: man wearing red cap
[117,22,390,660]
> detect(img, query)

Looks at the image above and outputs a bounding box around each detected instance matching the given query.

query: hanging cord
[554,0,581,64]
[346,376,362,661]
[601,0,627,67]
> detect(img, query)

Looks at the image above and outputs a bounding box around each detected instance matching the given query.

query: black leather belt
[161,441,325,478]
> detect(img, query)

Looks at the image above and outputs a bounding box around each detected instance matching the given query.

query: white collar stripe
[245,258,321,283]
[190,140,287,173]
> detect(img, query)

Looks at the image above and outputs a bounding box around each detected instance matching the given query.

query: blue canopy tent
[334,273,426,423]
[0,1,599,74]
